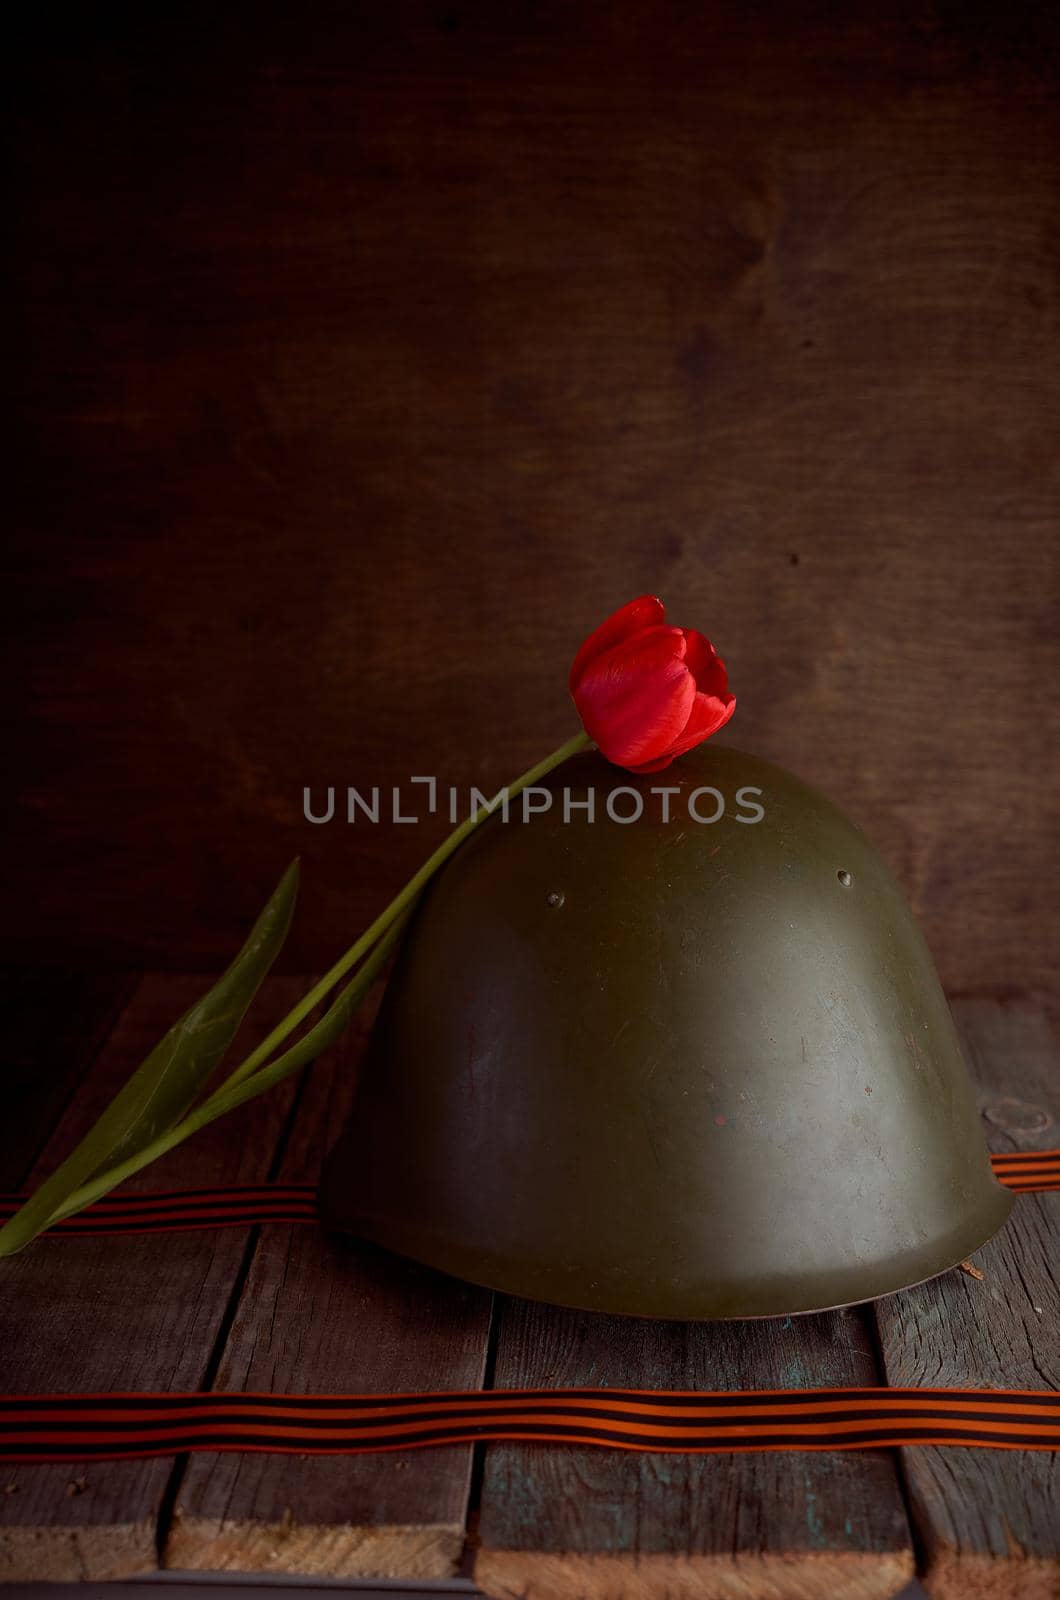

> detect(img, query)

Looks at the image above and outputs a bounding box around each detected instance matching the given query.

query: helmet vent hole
[546,890,565,908]
[837,870,853,888]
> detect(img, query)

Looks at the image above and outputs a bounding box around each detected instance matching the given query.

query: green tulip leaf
[43,905,412,1230]
[200,906,409,1119]
[0,859,300,1258]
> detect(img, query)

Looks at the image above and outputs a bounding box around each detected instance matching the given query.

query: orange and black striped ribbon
[989,1149,1060,1191]
[0,1184,319,1235]
[0,1387,1057,1461]
[0,1154,1055,1461]
[0,1150,1056,1237]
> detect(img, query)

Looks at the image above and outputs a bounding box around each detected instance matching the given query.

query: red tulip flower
[569,595,735,772]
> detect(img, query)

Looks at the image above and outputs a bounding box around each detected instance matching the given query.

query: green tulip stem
[216,728,592,1091]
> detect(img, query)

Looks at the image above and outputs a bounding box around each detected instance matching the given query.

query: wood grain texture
[7,1,1060,996]
[0,969,135,1187]
[474,1300,913,1600]
[874,997,1060,1600]
[0,975,310,1583]
[165,993,494,1581]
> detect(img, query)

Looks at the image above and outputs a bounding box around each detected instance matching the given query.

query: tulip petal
[623,636,735,771]
[660,686,736,761]
[680,629,730,698]
[569,595,666,693]
[573,625,696,768]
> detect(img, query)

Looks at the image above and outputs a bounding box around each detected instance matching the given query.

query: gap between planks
[160,984,495,1582]
[872,997,1060,1600]
[471,1297,914,1600]
[0,975,314,1583]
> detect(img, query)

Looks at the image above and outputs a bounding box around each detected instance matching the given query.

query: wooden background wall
[8,1,1059,995]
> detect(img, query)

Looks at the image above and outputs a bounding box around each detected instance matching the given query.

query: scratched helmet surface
[321,745,1011,1319]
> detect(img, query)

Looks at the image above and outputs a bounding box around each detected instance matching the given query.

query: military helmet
[321,745,1011,1319]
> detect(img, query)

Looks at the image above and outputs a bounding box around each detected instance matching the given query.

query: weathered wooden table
[0,974,1056,1598]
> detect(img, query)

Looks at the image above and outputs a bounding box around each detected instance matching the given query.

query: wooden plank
[165,992,494,1581]
[0,974,310,1584]
[874,997,1060,1600]
[474,1300,914,1600]
[7,4,1060,1001]
[0,968,135,1187]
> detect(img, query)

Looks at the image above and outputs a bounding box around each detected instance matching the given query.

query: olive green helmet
[321,746,1011,1319]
